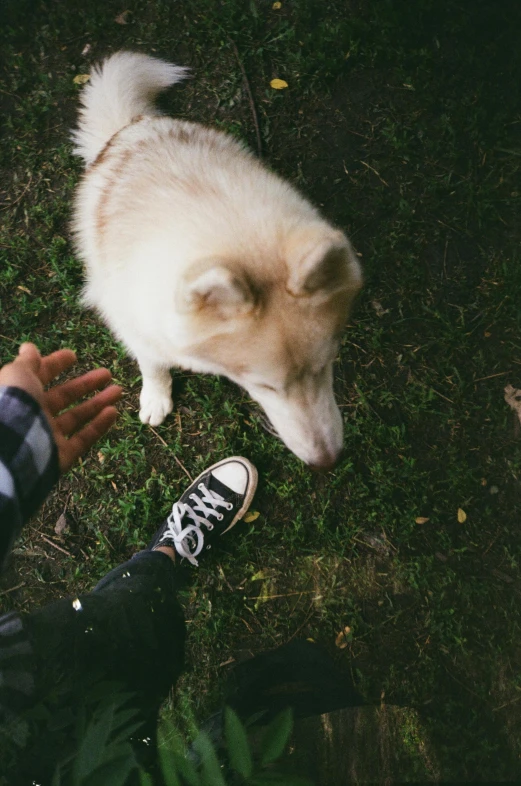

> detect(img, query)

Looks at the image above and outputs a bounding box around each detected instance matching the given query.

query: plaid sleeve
[0,386,59,568]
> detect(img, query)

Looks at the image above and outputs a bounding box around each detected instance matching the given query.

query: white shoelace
[159,482,233,566]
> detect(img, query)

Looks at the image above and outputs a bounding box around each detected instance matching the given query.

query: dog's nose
[309,447,344,472]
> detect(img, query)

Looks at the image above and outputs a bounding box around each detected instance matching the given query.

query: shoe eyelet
[218,513,223,521]
[198,483,204,490]
[207,524,214,531]
[226,503,233,510]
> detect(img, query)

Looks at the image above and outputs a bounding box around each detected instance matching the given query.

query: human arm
[0,343,122,566]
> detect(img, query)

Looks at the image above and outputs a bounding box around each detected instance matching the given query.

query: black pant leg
[5,550,186,783]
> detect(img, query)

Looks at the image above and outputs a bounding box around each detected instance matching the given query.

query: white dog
[72,52,362,468]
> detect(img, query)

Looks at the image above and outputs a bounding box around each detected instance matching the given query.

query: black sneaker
[149,457,258,566]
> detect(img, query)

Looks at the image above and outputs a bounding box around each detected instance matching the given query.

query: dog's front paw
[139,387,174,426]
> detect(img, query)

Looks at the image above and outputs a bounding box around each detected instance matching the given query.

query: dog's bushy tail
[72,51,188,165]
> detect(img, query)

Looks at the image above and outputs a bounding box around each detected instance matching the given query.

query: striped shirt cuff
[0,386,59,567]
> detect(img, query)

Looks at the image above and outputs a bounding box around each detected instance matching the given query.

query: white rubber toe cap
[212,461,249,495]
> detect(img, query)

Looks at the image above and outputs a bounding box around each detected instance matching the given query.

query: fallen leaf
[505,384,521,424]
[272,1,282,7]
[111,481,118,491]
[54,513,68,536]
[457,508,467,523]
[335,626,352,649]
[335,630,347,649]
[244,510,260,523]
[73,74,90,85]
[371,299,390,317]
[254,579,274,609]
[17,285,31,294]
[115,10,130,24]
[81,43,91,56]
[415,516,429,525]
[97,451,105,464]
[270,78,288,90]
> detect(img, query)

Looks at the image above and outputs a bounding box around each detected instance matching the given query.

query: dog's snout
[309,447,344,472]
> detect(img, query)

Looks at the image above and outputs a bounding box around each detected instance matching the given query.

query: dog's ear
[179,262,255,318]
[286,230,362,301]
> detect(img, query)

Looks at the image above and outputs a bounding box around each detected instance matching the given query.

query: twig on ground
[40,533,73,557]
[493,694,521,712]
[227,37,262,158]
[287,602,315,643]
[219,657,236,668]
[173,454,194,482]
[360,159,389,187]
[0,582,26,596]
[246,589,316,600]
[1,174,33,211]
[148,425,168,447]
[218,564,234,592]
[482,525,502,557]
[474,371,509,383]
[148,425,194,481]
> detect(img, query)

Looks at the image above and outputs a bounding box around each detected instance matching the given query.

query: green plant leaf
[173,752,202,786]
[260,708,293,767]
[224,707,253,779]
[192,731,226,786]
[251,777,313,786]
[138,769,154,786]
[82,750,137,786]
[72,704,116,779]
[156,744,182,786]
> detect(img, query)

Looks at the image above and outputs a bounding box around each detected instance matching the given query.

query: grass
[1,0,521,779]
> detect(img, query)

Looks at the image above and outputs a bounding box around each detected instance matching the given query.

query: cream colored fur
[72,51,362,468]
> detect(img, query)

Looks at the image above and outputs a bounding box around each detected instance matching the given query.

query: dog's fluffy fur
[72,51,362,468]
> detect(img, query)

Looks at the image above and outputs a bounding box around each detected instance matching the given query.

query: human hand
[0,343,122,472]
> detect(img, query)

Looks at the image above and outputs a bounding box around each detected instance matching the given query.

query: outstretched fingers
[37,348,78,386]
[46,368,114,416]
[58,406,120,473]
[54,385,123,436]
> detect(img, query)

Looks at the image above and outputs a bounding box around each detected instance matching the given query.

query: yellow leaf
[254,579,274,609]
[335,626,352,649]
[73,74,90,85]
[243,510,260,523]
[115,10,130,24]
[415,516,429,525]
[17,285,31,294]
[270,78,288,90]
[457,508,467,523]
[335,630,347,649]
[272,1,282,8]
